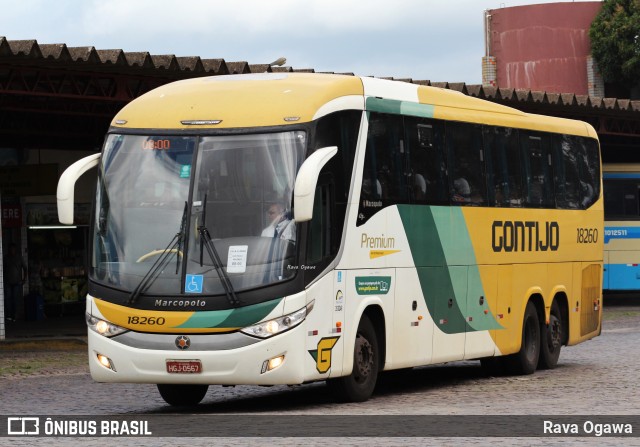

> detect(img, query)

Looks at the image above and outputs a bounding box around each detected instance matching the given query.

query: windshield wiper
[198,196,240,307]
[128,201,188,305]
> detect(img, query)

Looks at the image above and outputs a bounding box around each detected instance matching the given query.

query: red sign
[1,203,22,228]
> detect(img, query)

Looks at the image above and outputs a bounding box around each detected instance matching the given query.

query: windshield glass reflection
[92,135,196,294]
[187,131,306,294]
[91,131,307,298]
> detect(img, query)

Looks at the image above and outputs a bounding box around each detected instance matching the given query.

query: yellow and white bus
[603,164,640,291]
[58,73,603,405]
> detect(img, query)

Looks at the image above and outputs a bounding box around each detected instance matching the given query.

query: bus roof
[111,73,596,138]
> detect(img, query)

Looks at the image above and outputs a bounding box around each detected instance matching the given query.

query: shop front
[0,149,96,334]
[26,203,90,318]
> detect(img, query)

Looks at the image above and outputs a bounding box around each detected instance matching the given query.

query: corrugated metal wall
[486,2,602,95]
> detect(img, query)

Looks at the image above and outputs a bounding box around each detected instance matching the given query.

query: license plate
[166,360,202,374]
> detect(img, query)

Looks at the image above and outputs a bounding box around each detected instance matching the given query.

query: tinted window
[446,122,486,205]
[483,126,523,207]
[552,136,600,210]
[308,111,361,273]
[357,112,600,216]
[604,179,639,218]
[404,117,448,205]
[313,110,360,202]
[359,113,408,223]
[580,138,600,208]
[553,135,582,209]
[521,133,554,208]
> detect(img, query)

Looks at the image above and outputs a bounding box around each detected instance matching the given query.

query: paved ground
[1,297,639,446]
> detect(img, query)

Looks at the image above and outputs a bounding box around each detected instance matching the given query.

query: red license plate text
[166,360,202,374]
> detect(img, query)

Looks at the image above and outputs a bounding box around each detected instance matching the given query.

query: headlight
[86,313,128,337]
[241,301,313,339]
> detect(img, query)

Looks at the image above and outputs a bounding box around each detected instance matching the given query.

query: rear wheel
[328,315,379,402]
[538,300,562,369]
[505,301,540,375]
[157,384,208,406]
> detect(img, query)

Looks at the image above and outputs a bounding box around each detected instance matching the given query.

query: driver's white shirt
[261,219,296,241]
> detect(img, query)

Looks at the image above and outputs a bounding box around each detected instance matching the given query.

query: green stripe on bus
[175,298,283,329]
[397,205,467,334]
[365,97,434,118]
[397,205,501,333]
[400,101,435,118]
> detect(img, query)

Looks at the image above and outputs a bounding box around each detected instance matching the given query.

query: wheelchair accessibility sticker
[185,274,204,294]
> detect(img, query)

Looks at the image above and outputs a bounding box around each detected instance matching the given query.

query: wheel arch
[552,292,570,346]
[361,304,386,371]
[528,293,545,329]
[342,298,389,375]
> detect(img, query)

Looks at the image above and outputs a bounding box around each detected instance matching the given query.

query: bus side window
[626,182,639,216]
[484,126,523,207]
[358,113,408,224]
[404,118,448,205]
[579,138,600,209]
[603,180,633,218]
[521,133,554,208]
[446,122,486,206]
[307,179,334,266]
[553,135,581,209]
[308,111,360,277]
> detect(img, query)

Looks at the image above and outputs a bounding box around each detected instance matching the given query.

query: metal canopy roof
[0,37,638,158]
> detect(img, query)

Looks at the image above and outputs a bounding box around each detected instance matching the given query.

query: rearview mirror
[293,146,337,222]
[57,153,100,224]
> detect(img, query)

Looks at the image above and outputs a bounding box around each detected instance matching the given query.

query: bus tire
[538,300,562,369]
[505,301,540,375]
[328,315,379,402]
[157,384,208,406]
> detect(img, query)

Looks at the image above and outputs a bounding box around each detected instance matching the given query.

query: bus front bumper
[87,324,307,385]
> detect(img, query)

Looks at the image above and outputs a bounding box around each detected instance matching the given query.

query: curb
[0,337,88,351]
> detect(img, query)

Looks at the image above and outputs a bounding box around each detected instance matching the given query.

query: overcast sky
[0,0,602,84]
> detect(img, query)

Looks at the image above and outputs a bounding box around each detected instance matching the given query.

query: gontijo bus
[57,73,603,405]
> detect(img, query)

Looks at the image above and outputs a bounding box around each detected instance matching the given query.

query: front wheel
[538,300,562,369]
[157,384,208,406]
[505,301,540,375]
[327,315,379,402]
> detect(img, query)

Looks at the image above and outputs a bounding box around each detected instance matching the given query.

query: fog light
[261,355,285,374]
[96,353,116,372]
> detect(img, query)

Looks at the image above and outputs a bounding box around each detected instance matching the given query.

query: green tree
[589,0,640,88]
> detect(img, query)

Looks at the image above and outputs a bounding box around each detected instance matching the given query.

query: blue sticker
[180,165,191,178]
[185,274,204,294]
[604,226,640,244]
[337,271,343,283]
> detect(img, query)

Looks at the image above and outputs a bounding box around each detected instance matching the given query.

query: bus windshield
[92,131,306,298]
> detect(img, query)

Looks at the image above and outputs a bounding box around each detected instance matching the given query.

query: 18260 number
[576,228,598,244]
[127,316,166,325]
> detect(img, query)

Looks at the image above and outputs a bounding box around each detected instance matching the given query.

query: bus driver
[261,203,295,241]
